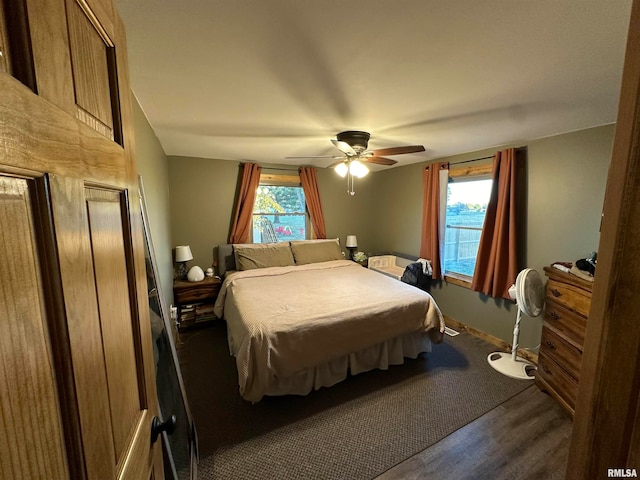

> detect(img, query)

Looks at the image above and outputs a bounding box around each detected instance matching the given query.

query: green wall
[165,124,613,349]
[168,156,240,271]
[167,158,377,270]
[132,96,173,309]
[369,125,614,348]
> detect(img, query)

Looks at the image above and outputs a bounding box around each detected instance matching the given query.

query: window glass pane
[444,179,492,277]
[252,185,306,243]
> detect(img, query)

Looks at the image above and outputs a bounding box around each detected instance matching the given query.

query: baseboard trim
[444,315,539,365]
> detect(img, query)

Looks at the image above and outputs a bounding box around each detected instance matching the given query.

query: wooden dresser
[536,266,593,416]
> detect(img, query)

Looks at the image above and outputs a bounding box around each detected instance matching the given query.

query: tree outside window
[252,185,307,243]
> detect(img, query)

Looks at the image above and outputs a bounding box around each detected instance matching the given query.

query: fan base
[487,352,536,380]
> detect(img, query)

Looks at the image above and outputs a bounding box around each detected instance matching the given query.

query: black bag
[401,262,431,291]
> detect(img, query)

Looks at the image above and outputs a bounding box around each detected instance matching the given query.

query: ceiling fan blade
[331,139,357,156]
[364,157,397,166]
[285,155,345,159]
[372,145,425,156]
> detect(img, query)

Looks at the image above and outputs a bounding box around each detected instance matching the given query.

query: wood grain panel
[0,176,69,480]
[537,352,578,413]
[0,0,10,73]
[0,74,126,186]
[48,174,116,480]
[540,325,582,379]
[543,298,587,348]
[24,0,75,114]
[118,411,154,480]
[1,0,163,476]
[546,278,591,318]
[67,0,114,135]
[448,163,493,178]
[85,188,142,462]
[569,1,640,475]
[82,0,115,40]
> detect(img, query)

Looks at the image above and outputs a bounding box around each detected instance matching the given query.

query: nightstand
[173,276,221,331]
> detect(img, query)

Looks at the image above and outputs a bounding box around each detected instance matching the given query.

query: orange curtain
[420,162,447,279]
[471,148,523,299]
[299,167,327,239]
[228,163,262,244]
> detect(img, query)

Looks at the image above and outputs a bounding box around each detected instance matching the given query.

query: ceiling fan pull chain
[347,172,356,196]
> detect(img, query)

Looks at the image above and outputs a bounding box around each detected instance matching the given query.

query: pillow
[290,239,343,265]
[233,242,295,271]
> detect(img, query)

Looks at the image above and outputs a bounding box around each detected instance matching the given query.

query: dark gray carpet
[176,323,530,480]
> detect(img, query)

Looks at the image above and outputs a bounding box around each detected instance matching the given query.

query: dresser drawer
[174,283,219,303]
[536,352,578,411]
[546,278,591,318]
[540,325,582,380]
[544,299,587,346]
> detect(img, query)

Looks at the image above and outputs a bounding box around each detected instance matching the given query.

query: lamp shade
[349,160,369,178]
[334,162,348,177]
[345,235,358,248]
[175,245,193,262]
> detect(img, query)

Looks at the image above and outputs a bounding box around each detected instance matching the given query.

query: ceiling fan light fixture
[337,131,370,153]
[349,160,369,178]
[334,162,349,177]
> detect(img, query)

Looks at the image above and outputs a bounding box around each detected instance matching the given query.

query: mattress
[213,259,445,401]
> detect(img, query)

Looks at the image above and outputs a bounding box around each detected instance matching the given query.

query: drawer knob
[549,311,560,321]
[545,340,556,349]
[550,288,562,297]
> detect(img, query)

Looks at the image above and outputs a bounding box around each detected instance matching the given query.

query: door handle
[151,414,177,444]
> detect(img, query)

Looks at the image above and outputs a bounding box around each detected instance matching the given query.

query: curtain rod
[425,155,492,170]
[449,155,494,166]
[261,167,300,172]
[450,146,527,166]
[425,146,526,169]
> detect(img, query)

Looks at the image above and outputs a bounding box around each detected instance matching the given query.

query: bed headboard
[217,244,236,276]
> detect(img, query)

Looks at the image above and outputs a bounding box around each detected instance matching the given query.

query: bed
[213,240,445,402]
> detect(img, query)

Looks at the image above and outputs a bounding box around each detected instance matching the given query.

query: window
[443,166,493,281]
[252,177,307,243]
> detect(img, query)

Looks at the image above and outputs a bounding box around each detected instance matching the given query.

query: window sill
[444,273,473,289]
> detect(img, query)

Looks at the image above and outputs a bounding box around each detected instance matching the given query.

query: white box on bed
[368,255,413,281]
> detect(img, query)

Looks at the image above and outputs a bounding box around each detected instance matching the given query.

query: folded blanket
[552,263,571,273]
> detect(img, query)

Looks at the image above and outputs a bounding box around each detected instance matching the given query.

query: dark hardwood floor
[376,385,573,480]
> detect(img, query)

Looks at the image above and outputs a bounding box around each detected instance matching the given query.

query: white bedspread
[214,260,445,401]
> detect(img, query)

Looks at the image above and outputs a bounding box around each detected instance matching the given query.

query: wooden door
[0,0,163,478]
[567,0,640,476]
[0,176,70,479]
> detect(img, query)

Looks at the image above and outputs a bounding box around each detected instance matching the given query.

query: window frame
[251,173,311,243]
[443,163,493,288]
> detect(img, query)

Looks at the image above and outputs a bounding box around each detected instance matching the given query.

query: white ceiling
[115,0,633,170]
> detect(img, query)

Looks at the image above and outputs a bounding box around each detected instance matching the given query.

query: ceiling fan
[286,131,425,195]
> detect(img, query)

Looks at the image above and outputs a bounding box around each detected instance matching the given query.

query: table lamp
[346,235,357,260]
[175,245,193,279]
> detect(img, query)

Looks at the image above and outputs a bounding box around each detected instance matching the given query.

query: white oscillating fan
[487,268,544,380]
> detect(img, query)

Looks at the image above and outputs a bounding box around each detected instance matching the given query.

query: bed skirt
[248,331,433,400]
